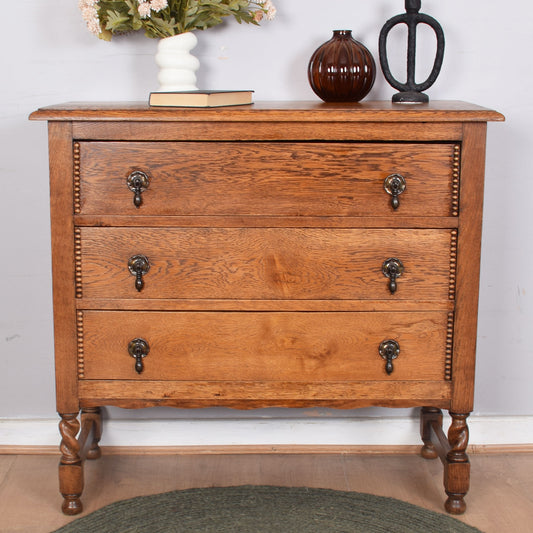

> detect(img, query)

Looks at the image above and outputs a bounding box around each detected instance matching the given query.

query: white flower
[86,17,101,35]
[138,0,167,18]
[150,0,168,12]
[79,0,101,35]
[138,1,152,18]
[79,0,275,39]
[262,0,276,20]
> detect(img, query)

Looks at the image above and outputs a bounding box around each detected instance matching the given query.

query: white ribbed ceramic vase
[155,32,200,91]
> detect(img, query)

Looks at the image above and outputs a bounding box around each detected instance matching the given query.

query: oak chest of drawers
[31,101,503,515]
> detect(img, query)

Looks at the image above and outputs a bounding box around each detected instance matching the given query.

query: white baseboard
[1,415,532,447]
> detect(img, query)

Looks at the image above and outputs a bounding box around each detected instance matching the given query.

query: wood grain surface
[78,142,456,217]
[80,310,449,382]
[78,380,452,409]
[31,101,503,515]
[79,228,454,301]
[29,100,505,122]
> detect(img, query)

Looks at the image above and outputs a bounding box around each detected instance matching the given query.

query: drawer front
[77,142,458,217]
[78,228,455,301]
[80,311,451,381]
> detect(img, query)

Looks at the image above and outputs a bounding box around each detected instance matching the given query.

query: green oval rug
[53,485,482,533]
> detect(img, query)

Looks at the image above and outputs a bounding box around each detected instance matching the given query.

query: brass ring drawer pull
[127,170,150,207]
[128,254,150,292]
[382,257,404,294]
[384,173,406,209]
[128,338,150,374]
[379,339,400,375]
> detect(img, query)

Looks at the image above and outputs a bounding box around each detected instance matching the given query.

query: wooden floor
[0,451,532,532]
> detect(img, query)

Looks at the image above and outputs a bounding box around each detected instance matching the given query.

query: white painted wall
[1,1,532,444]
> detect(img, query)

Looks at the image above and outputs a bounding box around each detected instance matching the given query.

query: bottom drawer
[80,311,452,382]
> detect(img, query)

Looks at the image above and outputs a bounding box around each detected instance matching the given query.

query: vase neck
[333,30,352,38]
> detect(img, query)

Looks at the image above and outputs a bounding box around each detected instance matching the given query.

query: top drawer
[76,142,459,217]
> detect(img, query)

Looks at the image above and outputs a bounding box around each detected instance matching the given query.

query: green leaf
[87,0,272,40]
[105,10,131,31]
[147,15,178,37]
[124,0,138,17]
[98,28,113,41]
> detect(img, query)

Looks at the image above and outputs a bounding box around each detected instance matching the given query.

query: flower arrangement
[79,0,276,41]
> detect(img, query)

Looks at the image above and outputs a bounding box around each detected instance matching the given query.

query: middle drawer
[78,228,455,301]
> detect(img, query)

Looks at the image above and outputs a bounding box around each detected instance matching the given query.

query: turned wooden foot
[61,493,83,515]
[82,407,102,460]
[418,408,470,514]
[58,408,104,514]
[444,412,470,515]
[445,492,467,514]
[59,413,84,515]
[420,407,442,459]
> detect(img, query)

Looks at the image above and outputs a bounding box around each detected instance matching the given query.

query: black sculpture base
[392,91,429,103]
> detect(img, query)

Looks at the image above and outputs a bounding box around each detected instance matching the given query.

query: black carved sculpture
[379,0,445,103]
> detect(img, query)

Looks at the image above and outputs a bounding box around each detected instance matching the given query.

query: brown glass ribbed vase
[308,30,376,102]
